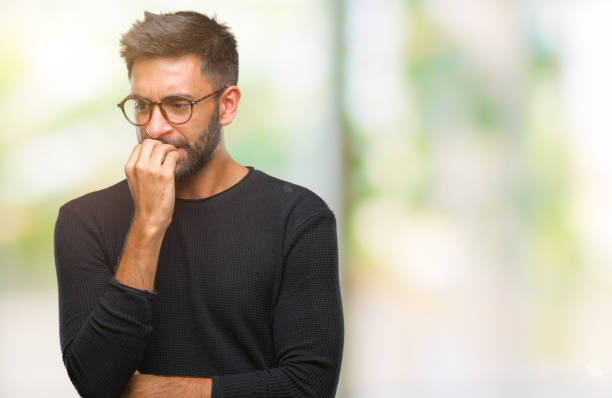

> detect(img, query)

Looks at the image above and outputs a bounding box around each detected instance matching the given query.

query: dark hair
[119,11,238,87]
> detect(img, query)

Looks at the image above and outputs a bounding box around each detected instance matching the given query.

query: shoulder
[247,168,335,230]
[58,179,133,223]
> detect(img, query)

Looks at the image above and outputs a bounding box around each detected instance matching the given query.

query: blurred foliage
[522,30,581,304]
[0,40,23,99]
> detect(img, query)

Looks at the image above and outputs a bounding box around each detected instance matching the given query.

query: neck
[174,142,248,200]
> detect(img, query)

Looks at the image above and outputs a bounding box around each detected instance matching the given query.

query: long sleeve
[211,209,344,398]
[54,204,157,398]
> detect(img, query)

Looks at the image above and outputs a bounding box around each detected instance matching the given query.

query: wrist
[132,216,169,237]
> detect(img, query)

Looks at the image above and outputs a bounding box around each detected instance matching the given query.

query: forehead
[130,54,213,97]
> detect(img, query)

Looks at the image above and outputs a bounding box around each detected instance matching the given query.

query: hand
[125,139,179,230]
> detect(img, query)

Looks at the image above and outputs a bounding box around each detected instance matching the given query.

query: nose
[144,104,173,139]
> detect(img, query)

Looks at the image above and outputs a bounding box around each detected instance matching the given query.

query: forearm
[61,277,156,398]
[115,217,166,292]
[121,373,211,398]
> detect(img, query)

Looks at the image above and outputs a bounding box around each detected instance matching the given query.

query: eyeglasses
[117,86,227,126]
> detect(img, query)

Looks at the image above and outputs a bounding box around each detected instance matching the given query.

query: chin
[174,166,187,182]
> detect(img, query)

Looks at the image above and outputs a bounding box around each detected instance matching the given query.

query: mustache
[157,138,188,148]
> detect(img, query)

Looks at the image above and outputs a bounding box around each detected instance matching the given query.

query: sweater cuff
[211,376,223,398]
[109,276,159,297]
[91,276,158,339]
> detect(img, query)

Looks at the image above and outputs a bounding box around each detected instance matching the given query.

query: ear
[218,86,241,126]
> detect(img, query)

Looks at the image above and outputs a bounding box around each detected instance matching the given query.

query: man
[54,11,343,398]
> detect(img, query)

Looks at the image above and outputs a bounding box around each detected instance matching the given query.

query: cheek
[190,106,215,129]
[179,125,203,147]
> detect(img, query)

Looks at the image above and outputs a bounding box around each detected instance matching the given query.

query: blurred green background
[2,0,612,396]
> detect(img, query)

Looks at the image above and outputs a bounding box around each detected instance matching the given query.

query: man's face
[130,54,221,182]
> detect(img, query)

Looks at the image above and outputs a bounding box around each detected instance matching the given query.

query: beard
[161,104,222,182]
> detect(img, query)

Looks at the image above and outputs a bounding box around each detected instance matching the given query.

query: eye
[133,100,149,113]
[164,97,191,111]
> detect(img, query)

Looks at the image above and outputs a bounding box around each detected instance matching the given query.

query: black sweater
[53,166,344,398]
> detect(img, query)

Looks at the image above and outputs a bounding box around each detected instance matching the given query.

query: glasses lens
[161,97,192,124]
[123,98,151,126]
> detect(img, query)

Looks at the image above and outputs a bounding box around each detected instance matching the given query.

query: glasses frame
[117,85,229,126]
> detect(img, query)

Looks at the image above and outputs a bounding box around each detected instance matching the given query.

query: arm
[54,206,160,397]
[212,209,344,397]
[54,140,179,397]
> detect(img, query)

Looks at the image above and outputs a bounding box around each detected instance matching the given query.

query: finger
[162,150,179,172]
[150,143,177,167]
[124,144,142,177]
[138,138,159,164]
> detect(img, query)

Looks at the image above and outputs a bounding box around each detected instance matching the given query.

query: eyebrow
[130,92,196,101]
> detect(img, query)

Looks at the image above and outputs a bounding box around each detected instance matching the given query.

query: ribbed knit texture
[54,166,344,398]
